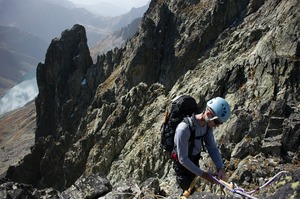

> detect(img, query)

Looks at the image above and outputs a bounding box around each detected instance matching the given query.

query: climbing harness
[212,170,289,199]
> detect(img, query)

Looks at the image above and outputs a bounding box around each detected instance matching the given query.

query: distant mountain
[0,26,47,61]
[78,1,128,17]
[84,5,148,48]
[0,26,47,96]
[0,0,148,47]
[0,0,107,45]
[90,17,142,61]
[109,6,149,31]
[90,5,149,60]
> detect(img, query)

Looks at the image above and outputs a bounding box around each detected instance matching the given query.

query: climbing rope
[212,170,289,199]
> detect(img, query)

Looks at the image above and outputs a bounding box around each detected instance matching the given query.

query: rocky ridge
[1,0,300,198]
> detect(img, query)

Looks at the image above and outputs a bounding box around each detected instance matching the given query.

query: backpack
[160,95,200,153]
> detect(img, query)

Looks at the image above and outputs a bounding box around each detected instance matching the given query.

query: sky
[68,0,150,11]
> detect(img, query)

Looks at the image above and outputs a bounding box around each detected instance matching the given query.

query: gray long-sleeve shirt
[174,114,224,176]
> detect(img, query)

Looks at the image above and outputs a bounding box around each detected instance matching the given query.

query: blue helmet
[207,97,231,123]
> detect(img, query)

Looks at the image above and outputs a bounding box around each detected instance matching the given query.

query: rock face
[6,25,95,189]
[35,24,93,140]
[2,0,300,198]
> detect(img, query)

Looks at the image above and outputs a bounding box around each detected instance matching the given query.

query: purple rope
[246,171,288,194]
[212,176,259,199]
[212,171,288,199]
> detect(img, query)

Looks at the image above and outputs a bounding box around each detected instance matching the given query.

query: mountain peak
[2,0,300,198]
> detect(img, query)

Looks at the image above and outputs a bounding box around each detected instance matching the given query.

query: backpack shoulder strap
[183,117,195,157]
[198,127,210,153]
[183,117,211,153]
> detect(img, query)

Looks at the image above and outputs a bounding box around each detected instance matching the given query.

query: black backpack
[160,95,200,153]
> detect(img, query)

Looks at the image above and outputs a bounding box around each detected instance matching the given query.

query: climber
[172,97,231,196]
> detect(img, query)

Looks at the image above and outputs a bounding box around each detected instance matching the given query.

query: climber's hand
[201,172,217,184]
